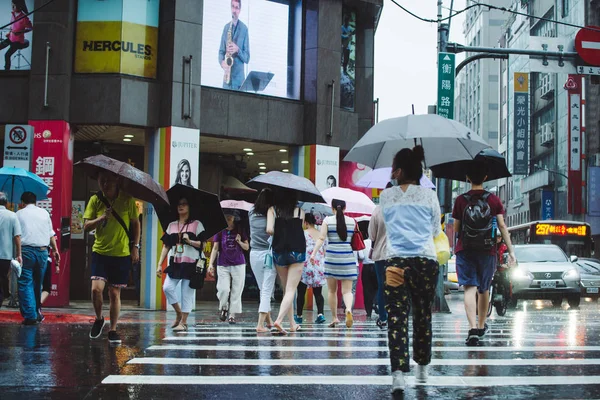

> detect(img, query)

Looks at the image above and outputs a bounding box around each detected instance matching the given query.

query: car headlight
[512,268,533,280]
[562,268,580,280]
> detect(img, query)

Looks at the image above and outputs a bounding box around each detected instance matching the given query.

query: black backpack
[461,192,494,251]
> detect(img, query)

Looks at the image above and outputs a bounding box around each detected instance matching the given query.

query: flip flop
[346,311,354,328]
[172,323,188,332]
[171,314,182,328]
[272,322,288,335]
[256,328,271,333]
[290,325,302,333]
[328,321,339,328]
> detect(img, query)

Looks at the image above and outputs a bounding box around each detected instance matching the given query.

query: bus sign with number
[535,223,587,237]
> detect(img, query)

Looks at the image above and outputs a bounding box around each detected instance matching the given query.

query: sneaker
[219,309,228,322]
[37,310,45,323]
[391,371,405,394]
[315,314,326,324]
[478,323,489,338]
[376,318,388,330]
[465,328,480,346]
[294,315,303,324]
[108,330,121,344]
[415,365,428,383]
[22,319,38,326]
[89,317,106,339]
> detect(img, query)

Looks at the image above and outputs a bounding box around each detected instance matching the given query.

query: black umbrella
[247,171,325,203]
[157,184,227,239]
[429,148,511,182]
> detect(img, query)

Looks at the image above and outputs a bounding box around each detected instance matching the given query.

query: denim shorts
[272,251,306,266]
[91,253,131,287]
[456,251,496,293]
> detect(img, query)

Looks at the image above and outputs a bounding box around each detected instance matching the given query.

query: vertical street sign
[513,73,529,175]
[437,52,455,119]
[542,190,554,220]
[3,125,33,171]
[566,74,583,214]
[589,166,600,216]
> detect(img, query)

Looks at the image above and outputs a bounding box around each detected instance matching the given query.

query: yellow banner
[514,72,529,93]
[75,21,158,78]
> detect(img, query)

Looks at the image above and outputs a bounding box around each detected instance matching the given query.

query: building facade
[0,0,382,308]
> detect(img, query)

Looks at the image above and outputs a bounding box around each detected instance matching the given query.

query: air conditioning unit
[540,123,554,146]
[541,77,555,100]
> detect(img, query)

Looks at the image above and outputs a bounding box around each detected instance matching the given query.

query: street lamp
[533,165,576,219]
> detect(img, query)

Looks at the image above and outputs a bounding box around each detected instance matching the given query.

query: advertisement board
[169,127,200,188]
[340,8,356,110]
[314,145,340,192]
[0,0,34,71]
[30,120,74,307]
[201,0,302,99]
[513,73,529,175]
[74,0,159,78]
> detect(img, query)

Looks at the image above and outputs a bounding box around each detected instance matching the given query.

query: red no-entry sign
[575,26,600,66]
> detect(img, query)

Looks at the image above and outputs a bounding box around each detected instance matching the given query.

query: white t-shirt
[16,204,54,247]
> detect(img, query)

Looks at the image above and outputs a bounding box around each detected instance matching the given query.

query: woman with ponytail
[379,145,442,394]
[310,199,357,328]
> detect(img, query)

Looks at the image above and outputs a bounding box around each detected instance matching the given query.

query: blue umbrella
[0,167,49,204]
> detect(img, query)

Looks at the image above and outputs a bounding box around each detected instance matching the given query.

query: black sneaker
[108,330,122,344]
[89,317,106,339]
[376,318,387,330]
[37,310,45,323]
[478,323,489,338]
[22,319,38,326]
[466,328,480,346]
[219,309,228,322]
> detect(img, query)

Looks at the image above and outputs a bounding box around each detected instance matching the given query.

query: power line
[0,0,56,31]
[392,1,600,34]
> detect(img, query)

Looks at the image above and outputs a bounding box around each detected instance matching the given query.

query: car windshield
[514,246,568,263]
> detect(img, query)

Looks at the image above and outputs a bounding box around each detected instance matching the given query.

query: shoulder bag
[350,220,366,251]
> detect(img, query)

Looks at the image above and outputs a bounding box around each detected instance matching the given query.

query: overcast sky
[374,0,467,120]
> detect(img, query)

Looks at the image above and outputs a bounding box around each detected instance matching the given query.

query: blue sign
[589,167,600,216]
[542,190,554,220]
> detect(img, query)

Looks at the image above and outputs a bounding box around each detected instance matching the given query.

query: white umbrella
[344,114,490,169]
[355,167,436,189]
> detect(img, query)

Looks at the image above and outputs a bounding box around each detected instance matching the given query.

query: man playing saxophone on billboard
[219,0,250,91]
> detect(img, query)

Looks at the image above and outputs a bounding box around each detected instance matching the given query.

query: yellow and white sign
[74,0,159,79]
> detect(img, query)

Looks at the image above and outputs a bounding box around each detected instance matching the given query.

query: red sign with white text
[567,75,583,215]
[30,120,73,307]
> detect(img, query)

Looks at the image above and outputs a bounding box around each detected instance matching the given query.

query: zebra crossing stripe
[126,357,600,366]
[146,344,600,352]
[102,374,600,386]
[161,336,565,343]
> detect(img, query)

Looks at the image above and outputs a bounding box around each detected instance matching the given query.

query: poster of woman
[0,0,34,71]
[169,127,200,188]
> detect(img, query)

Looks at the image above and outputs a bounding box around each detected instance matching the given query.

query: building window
[562,0,569,18]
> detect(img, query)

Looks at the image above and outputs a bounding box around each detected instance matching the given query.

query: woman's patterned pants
[384,257,439,373]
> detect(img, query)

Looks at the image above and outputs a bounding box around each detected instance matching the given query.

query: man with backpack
[452,162,515,346]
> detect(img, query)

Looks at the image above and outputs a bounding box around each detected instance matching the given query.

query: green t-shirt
[84,192,139,257]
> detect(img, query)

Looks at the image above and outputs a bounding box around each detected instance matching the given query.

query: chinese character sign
[30,120,73,307]
[542,190,554,220]
[589,167,600,216]
[513,73,529,175]
[437,53,455,119]
[566,74,583,214]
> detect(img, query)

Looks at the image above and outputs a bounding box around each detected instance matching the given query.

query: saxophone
[223,18,234,84]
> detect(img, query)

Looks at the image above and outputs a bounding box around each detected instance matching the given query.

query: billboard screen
[340,8,356,110]
[0,0,34,71]
[74,0,159,78]
[201,0,302,99]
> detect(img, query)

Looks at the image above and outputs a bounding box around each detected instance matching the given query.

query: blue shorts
[272,251,306,266]
[456,251,496,293]
[91,253,131,288]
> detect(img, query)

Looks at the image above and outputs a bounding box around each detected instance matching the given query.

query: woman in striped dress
[310,199,356,328]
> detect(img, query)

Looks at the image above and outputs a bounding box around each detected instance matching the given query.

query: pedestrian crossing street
[102,309,600,393]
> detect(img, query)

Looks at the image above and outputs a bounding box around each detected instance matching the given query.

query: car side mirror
[570,255,579,263]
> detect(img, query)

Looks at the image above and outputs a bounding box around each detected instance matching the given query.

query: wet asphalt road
[1,294,600,399]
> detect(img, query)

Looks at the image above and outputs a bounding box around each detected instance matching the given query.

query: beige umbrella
[222,176,257,193]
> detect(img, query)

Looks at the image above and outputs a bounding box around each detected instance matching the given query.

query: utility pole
[434,0,451,313]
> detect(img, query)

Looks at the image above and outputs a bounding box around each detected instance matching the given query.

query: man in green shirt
[84,171,140,344]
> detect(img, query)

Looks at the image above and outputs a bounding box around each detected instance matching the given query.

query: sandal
[256,327,270,333]
[171,313,182,328]
[346,311,354,328]
[220,309,228,322]
[328,321,339,328]
[272,322,288,335]
[290,324,302,333]
[228,316,236,325]
[172,323,188,332]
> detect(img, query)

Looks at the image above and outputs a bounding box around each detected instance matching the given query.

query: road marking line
[177,331,554,337]
[162,336,564,343]
[127,357,600,367]
[101,374,600,386]
[147,344,600,352]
